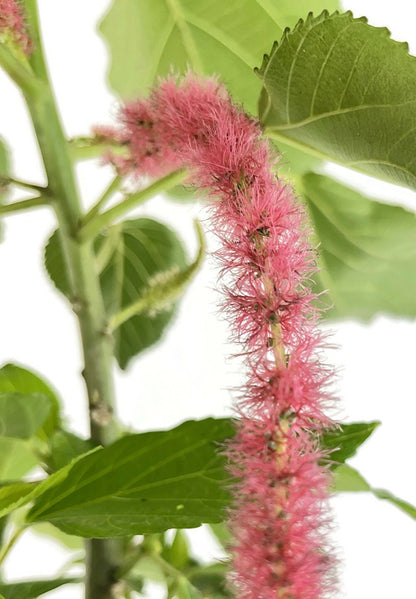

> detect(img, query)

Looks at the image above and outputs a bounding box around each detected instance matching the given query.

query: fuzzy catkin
[98,74,337,598]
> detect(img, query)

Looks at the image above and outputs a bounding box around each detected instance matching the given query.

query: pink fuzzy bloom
[102,74,337,598]
[0,0,31,55]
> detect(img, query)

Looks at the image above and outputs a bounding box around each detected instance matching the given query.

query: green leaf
[176,577,203,599]
[188,563,231,597]
[321,421,380,466]
[0,393,52,439]
[31,522,83,550]
[333,465,416,520]
[48,430,93,471]
[208,522,231,549]
[99,0,339,117]
[128,556,166,584]
[168,529,189,569]
[124,574,144,593]
[0,447,99,518]
[45,218,188,369]
[0,438,38,482]
[258,11,416,190]
[0,481,38,513]
[27,418,234,537]
[372,488,416,520]
[332,464,370,492]
[0,364,61,439]
[108,220,204,333]
[302,173,416,320]
[0,578,80,599]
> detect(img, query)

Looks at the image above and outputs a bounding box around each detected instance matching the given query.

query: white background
[0,1,416,597]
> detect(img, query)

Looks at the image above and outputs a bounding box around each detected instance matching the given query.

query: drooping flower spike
[99,74,337,598]
[0,0,31,55]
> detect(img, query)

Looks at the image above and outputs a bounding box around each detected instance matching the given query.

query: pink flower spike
[0,0,32,55]
[98,73,338,598]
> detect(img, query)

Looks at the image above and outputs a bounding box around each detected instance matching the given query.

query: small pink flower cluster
[0,0,31,55]
[100,75,337,598]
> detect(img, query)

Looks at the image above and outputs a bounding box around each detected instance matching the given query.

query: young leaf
[0,437,38,482]
[108,220,204,332]
[0,392,52,439]
[333,464,416,520]
[168,530,189,570]
[372,488,416,520]
[0,578,80,599]
[128,556,166,584]
[176,576,203,599]
[332,464,370,492]
[208,522,231,549]
[188,563,231,597]
[0,447,99,518]
[31,522,83,550]
[0,363,61,439]
[303,173,416,320]
[321,421,380,465]
[27,418,234,537]
[48,430,93,471]
[0,481,38,514]
[257,11,416,190]
[99,0,339,115]
[45,218,189,369]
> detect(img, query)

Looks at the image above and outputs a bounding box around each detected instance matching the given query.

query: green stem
[22,1,123,597]
[1,175,48,193]
[82,175,122,226]
[0,195,48,215]
[0,43,41,95]
[68,136,126,162]
[78,169,187,242]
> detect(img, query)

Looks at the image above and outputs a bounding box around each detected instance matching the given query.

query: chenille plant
[0,2,415,599]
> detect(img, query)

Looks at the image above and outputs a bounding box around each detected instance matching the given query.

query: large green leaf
[99,0,339,116]
[0,364,61,439]
[257,11,416,190]
[27,418,234,537]
[0,578,79,599]
[0,393,52,439]
[333,464,416,520]
[303,173,416,319]
[321,421,380,466]
[45,218,188,369]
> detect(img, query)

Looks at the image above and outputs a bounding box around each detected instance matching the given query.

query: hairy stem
[21,1,124,597]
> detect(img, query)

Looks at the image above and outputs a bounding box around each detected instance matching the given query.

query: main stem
[22,2,123,597]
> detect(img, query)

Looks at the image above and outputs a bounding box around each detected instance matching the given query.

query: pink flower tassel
[0,0,31,55]
[99,74,337,598]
